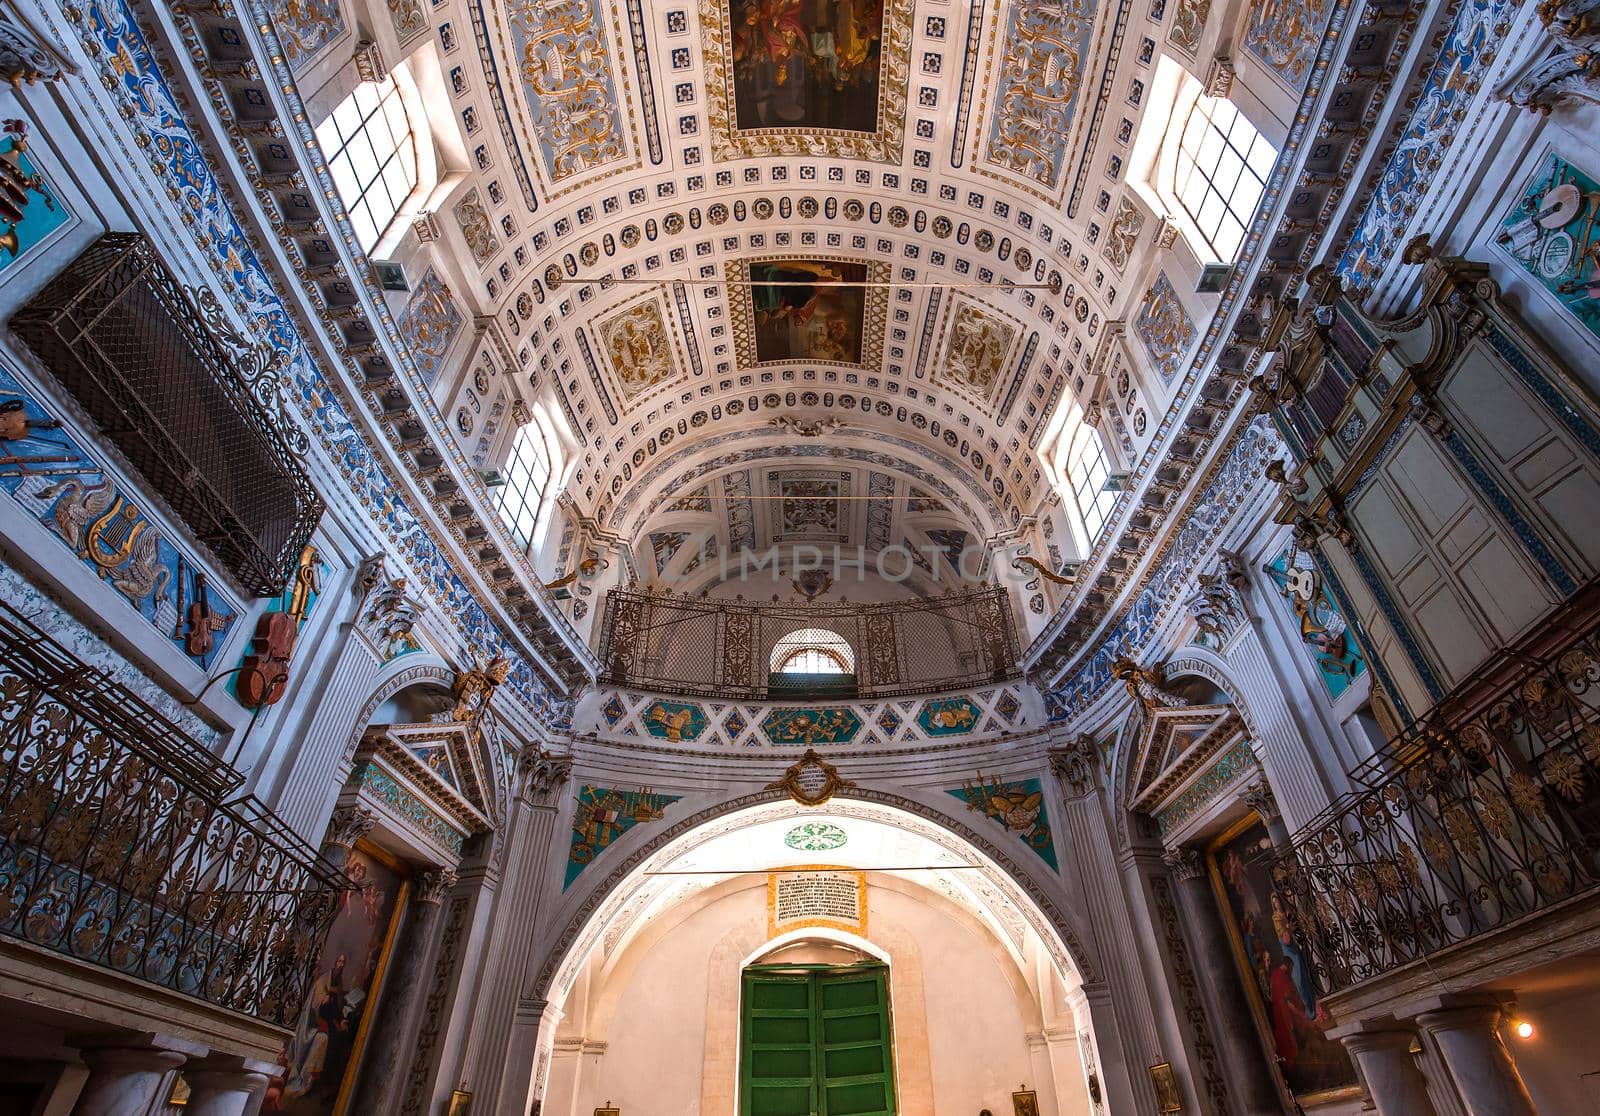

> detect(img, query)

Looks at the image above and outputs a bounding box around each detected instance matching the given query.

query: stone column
[1047,738,1163,1115]
[1340,1029,1440,1116]
[71,1046,188,1116]
[463,752,571,1114]
[1415,1005,1538,1116]
[349,868,457,1113]
[1162,848,1286,1116]
[183,1058,275,1116]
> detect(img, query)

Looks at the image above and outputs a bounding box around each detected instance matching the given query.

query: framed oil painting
[264,842,409,1115]
[1208,816,1360,1106]
[1148,1062,1183,1112]
[702,0,910,161]
[1011,1088,1040,1116]
[731,256,888,369]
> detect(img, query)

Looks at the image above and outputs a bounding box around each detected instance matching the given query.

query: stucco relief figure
[452,190,499,264]
[730,0,884,132]
[600,301,676,400]
[941,302,1016,397]
[1103,198,1146,273]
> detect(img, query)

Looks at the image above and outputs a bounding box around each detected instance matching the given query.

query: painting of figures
[264,845,407,1115]
[730,0,885,132]
[750,259,868,364]
[1209,818,1359,1105]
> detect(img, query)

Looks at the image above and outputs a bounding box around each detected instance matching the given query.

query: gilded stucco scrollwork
[982,0,1097,192]
[938,299,1019,401]
[599,298,678,402]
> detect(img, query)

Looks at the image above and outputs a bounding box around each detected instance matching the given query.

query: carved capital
[1155,217,1181,250]
[414,868,457,905]
[1240,779,1281,825]
[1186,550,1252,643]
[1499,3,1600,115]
[1162,846,1206,883]
[413,211,442,242]
[0,11,74,85]
[326,805,376,851]
[519,750,572,804]
[353,39,387,83]
[1048,734,1101,798]
[1205,54,1235,97]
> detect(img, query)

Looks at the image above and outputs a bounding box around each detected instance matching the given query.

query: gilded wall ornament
[453,189,499,266]
[982,0,1097,192]
[598,299,678,402]
[937,299,1018,400]
[1103,198,1146,274]
[767,749,856,806]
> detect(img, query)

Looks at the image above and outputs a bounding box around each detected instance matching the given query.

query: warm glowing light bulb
[1513,1019,1534,1040]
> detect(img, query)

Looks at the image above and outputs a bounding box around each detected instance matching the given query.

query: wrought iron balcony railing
[597,585,1020,700]
[1274,587,1600,995]
[0,599,341,1026]
[10,234,323,597]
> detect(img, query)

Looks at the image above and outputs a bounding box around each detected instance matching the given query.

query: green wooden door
[741,964,896,1116]
[742,971,818,1116]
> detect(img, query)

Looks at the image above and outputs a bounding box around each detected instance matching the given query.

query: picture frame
[1011,1088,1039,1116]
[1207,814,1362,1108]
[1149,1062,1183,1112]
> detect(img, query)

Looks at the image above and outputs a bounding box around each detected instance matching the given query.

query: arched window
[316,72,423,252]
[1164,84,1274,262]
[770,628,856,675]
[1048,402,1117,546]
[492,409,562,552]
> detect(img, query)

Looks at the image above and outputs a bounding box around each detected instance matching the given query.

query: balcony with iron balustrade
[1271,582,1600,1015]
[0,597,343,1055]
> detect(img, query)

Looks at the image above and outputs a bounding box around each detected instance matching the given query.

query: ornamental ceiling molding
[77,0,585,718]
[607,428,1004,536]
[570,363,1061,519]
[481,0,645,199]
[976,0,1099,199]
[536,789,1098,1004]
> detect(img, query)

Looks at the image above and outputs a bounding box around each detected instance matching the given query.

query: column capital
[518,749,572,805]
[1047,734,1101,798]
[79,1047,189,1074]
[325,804,376,850]
[415,867,459,905]
[1414,1001,1505,1034]
[1161,846,1206,883]
[1240,779,1281,825]
[1338,1027,1419,1056]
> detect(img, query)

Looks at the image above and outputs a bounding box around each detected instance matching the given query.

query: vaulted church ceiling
[245,0,1348,641]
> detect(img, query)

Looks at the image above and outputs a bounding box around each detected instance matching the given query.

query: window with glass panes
[1067,424,1116,541]
[316,76,419,252]
[1170,92,1274,262]
[493,419,556,552]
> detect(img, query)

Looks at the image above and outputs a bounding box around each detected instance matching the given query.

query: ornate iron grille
[0,599,341,1025]
[1273,589,1600,995]
[10,234,323,596]
[596,586,1020,700]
